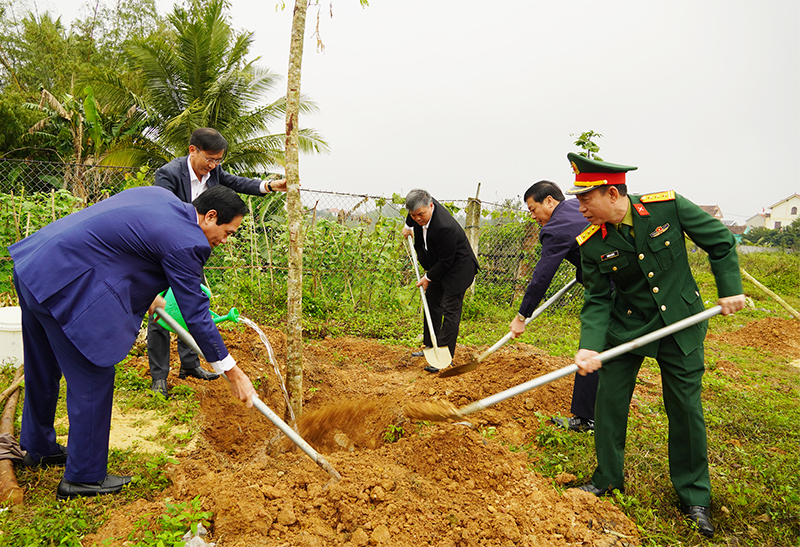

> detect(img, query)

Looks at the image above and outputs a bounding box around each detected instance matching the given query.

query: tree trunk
[284,0,309,421]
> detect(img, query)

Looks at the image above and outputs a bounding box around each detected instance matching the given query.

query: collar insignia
[633,203,649,216]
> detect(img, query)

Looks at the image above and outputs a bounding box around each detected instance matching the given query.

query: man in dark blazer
[566,152,744,538]
[10,185,256,499]
[148,127,287,397]
[403,189,478,372]
[508,180,598,432]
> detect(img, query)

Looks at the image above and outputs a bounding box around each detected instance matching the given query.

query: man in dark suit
[148,127,287,397]
[566,152,744,538]
[508,180,598,432]
[402,189,478,372]
[10,185,256,499]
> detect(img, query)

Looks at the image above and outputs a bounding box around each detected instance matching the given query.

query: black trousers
[147,315,200,380]
[570,369,599,420]
[422,281,466,358]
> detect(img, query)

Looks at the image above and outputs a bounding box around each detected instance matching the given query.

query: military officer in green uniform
[565,152,745,538]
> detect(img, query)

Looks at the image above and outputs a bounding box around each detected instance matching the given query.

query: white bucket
[0,306,23,368]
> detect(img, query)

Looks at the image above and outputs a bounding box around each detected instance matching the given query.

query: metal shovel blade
[423,345,452,370]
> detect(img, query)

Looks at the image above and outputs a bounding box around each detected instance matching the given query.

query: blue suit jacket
[9,187,229,367]
[518,198,588,316]
[155,156,264,202]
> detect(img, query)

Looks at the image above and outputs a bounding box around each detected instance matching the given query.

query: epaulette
[640,190,676,203]
[576,224,600,246]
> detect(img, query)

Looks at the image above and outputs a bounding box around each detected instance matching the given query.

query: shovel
[440,278,578,377]
[405,305,722,422]
[154,306,342,482]
[405,236,452,370]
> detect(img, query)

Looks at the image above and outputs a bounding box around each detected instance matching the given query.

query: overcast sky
[37,0,800,221]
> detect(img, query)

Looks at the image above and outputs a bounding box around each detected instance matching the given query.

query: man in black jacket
[402,189,478,372]
[148,127,287,397]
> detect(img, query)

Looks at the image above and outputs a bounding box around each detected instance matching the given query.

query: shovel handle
[476,278,579,364]
[457,305,722,417]
[153,307,342,482]
[406,236,441,350]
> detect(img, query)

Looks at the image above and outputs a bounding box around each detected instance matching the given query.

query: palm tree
[93,0,328,171]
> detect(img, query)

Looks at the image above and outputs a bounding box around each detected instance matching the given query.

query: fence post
[465,183,482,297]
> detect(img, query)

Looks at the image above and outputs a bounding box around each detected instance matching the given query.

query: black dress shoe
[411,351,424,357]
[20,443,68,468]
[552,416,595,432]
[681,505,714,538]
[423,364,441,373]
[577,483,622,496]
[151,379,169,398]
[179,366,220,381]
[56,474,132,500]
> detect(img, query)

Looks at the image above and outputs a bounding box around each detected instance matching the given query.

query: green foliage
[128,496,212,547]
[383,424,404,443]
[0,500,100,547]
[742,218,800,251]
[570,130,603,160]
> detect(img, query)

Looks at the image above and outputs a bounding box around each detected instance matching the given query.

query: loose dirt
[83,316,798,546]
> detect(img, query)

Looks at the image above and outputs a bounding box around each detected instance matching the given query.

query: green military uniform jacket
[577,191,742,357]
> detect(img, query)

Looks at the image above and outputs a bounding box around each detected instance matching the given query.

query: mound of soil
[86,328,639,546]
[707,317,800,359]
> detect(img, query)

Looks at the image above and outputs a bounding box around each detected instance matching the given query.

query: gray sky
[41,0,800,221]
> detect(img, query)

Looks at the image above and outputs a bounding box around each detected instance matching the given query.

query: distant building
[698,205,723,219]
[745,213,767,228]
[727,224,747,244]
[763,194,800,230]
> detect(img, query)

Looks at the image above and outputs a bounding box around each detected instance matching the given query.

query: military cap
[565,152,638,195]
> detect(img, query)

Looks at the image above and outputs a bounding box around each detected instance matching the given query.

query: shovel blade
[438,358,478,377]
[423,346,452,370]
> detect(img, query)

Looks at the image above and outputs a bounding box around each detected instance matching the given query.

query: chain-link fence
[0,158,582,326]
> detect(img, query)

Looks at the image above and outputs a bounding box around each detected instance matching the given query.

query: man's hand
[416,276,430,291]
[149,294,167,316]
[718,294,746,316]
[266,178,288,192]
[224,365,256,408]
[509,316,526,339]
[575,348,601,375]
[402,226,414,239]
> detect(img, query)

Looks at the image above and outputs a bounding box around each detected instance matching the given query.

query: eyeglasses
[198,151,224,166]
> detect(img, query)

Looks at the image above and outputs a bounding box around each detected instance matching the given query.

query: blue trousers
[15,273,115,483]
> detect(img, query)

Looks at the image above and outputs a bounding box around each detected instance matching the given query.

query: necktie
[618,224,634,245]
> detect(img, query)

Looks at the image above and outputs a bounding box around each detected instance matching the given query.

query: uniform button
[627,310,632,315]
[612,266,617,271]
[653,287,659,293]
[696,290,700,296]
[661,305,666,311]
[639,253,645,260]
[665,241,670,246]
[648,272,654,278]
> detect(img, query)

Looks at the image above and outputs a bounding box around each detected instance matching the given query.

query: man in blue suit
[508,181,599,432]
[148,127,287,397]
[10,185,256,499]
